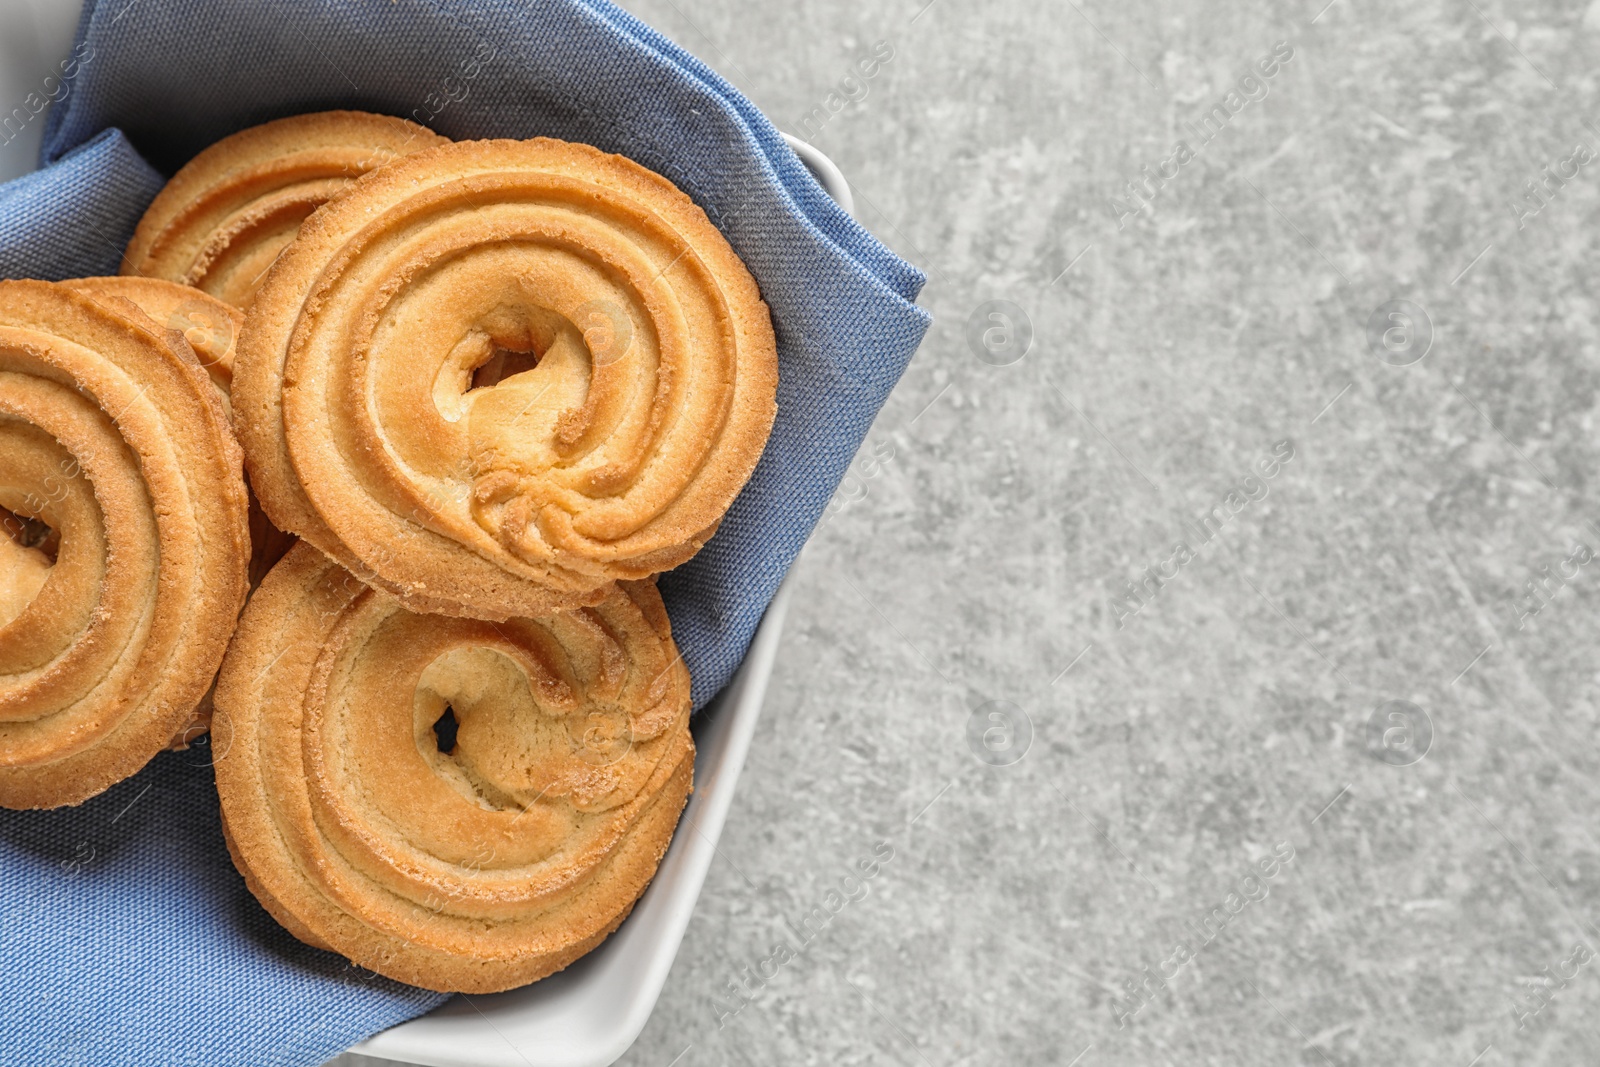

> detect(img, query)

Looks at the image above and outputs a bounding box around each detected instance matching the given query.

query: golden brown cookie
[213,542,694,992]
[63,277,255,751]
[233,137,779,621]
[0,280,249,808]
[122,110,448,308]
[64,276,242,403]
[63,279,294,748]
[63,276,293,584]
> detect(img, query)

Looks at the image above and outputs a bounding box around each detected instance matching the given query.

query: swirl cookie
[0,280,249,808]
[123,111,448,308]
[213,543,693,992]
[234,137,778,621]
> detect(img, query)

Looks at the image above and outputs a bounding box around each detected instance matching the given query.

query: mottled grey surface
[338,0,1600,1064]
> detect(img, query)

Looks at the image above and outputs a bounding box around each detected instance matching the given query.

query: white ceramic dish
[0,5,849,1058]
[351,135,850,1067]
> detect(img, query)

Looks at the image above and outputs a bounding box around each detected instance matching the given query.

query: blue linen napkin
[0,2,930,1064]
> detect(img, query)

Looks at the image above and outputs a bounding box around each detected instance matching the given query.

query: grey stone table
[342,0,1600,1063]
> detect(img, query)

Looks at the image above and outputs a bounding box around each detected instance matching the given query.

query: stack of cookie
[0,112,778,993]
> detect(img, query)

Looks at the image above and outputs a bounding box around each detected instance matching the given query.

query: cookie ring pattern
[64,276,242,405]
[0,280,249,808]
[214,543,693,992]
[123,110,448,308]
[233,137,779,621]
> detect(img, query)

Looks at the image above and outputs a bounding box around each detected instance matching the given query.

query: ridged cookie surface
[61,278,293,745]
[232,137,779,621]
[213,542,694,992]
[123,110,447,308]
[0,280,249,807]
[64,276,242,404]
